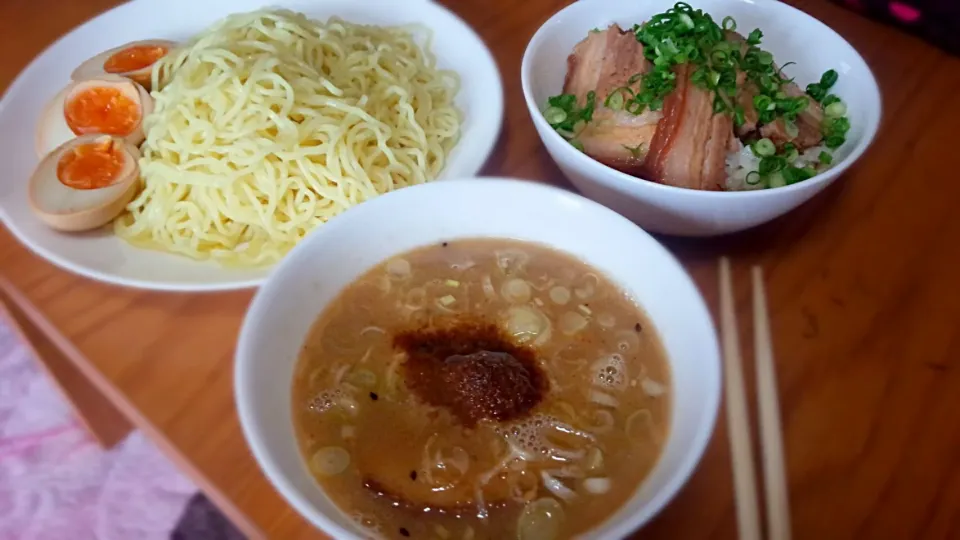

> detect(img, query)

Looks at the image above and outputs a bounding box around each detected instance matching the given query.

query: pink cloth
[0,320,195,540]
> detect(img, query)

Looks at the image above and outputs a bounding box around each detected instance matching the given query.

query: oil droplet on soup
[291,239,671,539]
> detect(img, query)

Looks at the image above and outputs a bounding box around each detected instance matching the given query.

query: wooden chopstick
[718,257,762,540]
[752,267,791,540]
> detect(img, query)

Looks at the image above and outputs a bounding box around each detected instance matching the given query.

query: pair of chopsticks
[718,258,790,540]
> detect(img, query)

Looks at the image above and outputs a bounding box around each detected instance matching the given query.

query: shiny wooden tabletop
[3,0,960,538]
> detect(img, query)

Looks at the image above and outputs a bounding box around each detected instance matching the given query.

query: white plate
[0,0,503,291]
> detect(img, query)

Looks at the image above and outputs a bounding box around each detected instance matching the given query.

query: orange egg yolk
[64,86,141,136]
[103,45,168,73]
[56,139,127,190]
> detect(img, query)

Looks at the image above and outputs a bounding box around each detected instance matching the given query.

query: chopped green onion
[825,101,847,118]
[753,138,776,157]
[660,37,680,57]
[819,151,833,165]
[439,295,456,306]
[785,120,799,138]
[624,2,840,132]
[745,171,762,185]
[822,94,841,107]
[782,166,816,185]
[603,92,623,111]
[783,144,799,162]
[625,100,645,114]
[708,70,721,86]
[547,93,575,109]
[543,106,567,125]
[570,139,585,151]
[825,135,845,149]
[713,96,727,113]
[734,105,745,127]
[544,91,596,137]
[806,83,826,103]
[605,89,626,110]
[583,91,597,121]
[627,72,644,85]
[757,74,778,93]
[754,95,773,112]
[768,172,786,188]
[820,69,839,90]
[631,4,741,121]
[807,70,839,103]
[623,143,645,158]
[822,116,850,149]
[758,155,786,175]
[445,279,460,287]
[780,168,799,185]
[831,116,851,134]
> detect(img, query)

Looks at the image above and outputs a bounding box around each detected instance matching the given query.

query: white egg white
[28,134,141,232]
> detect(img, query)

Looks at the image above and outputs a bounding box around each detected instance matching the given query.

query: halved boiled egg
[28,134,141,232]
[72,39,176,90]
[35,74,153,159]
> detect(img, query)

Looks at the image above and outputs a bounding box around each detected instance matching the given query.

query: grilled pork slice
[578,109,661,176]
[563,24,659,173]
[726,31,760,137]
[735,74,761,138]
[642,63,733,191]
[759,81,825,150]
[725,30,824,149]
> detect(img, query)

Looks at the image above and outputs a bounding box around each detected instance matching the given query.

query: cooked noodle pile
[115,9,461,266]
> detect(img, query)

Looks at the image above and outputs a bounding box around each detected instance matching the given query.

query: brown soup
[292,239,671,539]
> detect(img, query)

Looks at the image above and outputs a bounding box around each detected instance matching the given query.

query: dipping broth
[292,239,671,539]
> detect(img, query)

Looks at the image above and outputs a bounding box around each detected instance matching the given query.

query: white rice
[724,140,831,191]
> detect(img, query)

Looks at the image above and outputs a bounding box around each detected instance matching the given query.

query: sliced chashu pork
[563,24,660,175]
[759,80,825,150]
[726,31,760,137]
[725,31,825,150]
[641,63,734,191]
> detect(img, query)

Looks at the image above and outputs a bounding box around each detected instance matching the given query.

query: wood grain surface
[2,1,960,538]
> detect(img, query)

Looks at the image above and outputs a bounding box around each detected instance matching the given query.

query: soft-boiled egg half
[28,134,141,232]
[36,74,153,159]
[72,39,176,90]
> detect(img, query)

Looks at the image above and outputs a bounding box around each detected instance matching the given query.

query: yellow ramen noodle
[115,9,461,266]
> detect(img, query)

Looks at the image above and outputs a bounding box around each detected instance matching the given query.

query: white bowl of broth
[235,178,720,539]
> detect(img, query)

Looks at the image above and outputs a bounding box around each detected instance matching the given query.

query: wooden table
[3,0,960,538]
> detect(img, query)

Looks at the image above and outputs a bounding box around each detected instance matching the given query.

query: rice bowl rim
[521,0,883,200]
